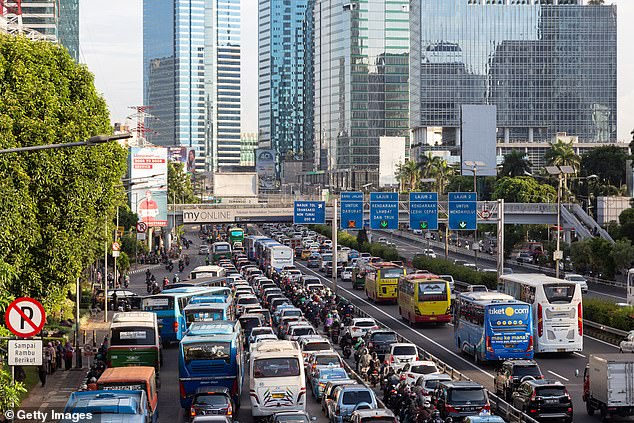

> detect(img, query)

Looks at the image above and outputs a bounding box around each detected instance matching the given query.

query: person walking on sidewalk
[38,351,47,387]
[64,341,74,370]
[46,342,56,374]
[56,341,63,370]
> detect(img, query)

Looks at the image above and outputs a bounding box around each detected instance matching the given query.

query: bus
[178,331,244,409]
[142,287,215,344]
[498,273,583,353]
[255,239,278,268]
[454,292,534,362]
[627,268,634,306]
[183,303,232,324]
[211,242,232,264]
[263,245,294,276]
[245,236,268,261]
[249,340,306,417]
[228,227,244,246]
[365,262,405,303]
[189,266,227,280]
[398,273,451,324]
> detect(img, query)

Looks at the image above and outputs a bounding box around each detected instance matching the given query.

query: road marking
[547,370,569,382]
[584,334,620,349]
[573,352,586,358]
[586,289,626,300]
[296,262,495,379]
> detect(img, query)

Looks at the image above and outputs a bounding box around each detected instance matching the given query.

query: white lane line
[296,262,495,379]
[584,334,620,350]
[573,352,586,358]
[587,290,626,300]
[547,370,570,382]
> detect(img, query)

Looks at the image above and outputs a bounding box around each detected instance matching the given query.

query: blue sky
[79,0,634,142]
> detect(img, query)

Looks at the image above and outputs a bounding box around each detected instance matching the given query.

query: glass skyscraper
[58,0,79,61]
[410,0,617,165]
[143,0,240,172]
[312,0,410,189]
[258,0,314,176]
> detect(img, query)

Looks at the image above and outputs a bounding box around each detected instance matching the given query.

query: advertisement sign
[130,147,168,227]
[168,146,187,164]
[255,149,278,190]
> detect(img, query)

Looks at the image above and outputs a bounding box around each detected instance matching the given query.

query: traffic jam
[62,224,634,423]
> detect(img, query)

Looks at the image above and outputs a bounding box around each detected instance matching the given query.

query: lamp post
[463,161,486,268]
[545,165,576,278]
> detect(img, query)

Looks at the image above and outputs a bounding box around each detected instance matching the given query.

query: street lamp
[463,161,486,268]
[545,165,576,278]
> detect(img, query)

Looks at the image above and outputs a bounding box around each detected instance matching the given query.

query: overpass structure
[169,200,613,243]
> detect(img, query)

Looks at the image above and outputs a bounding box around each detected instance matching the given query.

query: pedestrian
[46,342,56,374]
[38,362,47,387]
[64,342,74,370]
[55,340,63,369]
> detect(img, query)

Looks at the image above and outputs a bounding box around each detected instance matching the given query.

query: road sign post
[340,192,363,230]
[448,192,477,231]
[370,192,399,230]
[5,297,46,337]
[409,192,438,231]
[293,201,326,224]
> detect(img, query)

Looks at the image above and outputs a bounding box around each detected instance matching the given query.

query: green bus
[228,227,244,245]
[211,241,232,263]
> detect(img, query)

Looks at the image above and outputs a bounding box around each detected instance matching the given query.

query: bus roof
[401,273,441,281]
[181,332,238,343]
[97,366,155,384]
[183,303,229,311]
[499,273,569,286]
[251,340,299,354]
[369,262,402,269]
[186,321,238,336]
[148,287,213,296]
[112,312,156,324]
[191,265,225,272]
[212,241,231,246]
[459,291,516,303]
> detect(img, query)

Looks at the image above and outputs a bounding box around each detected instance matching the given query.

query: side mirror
[575,369,580,378]
[311,417,318,421]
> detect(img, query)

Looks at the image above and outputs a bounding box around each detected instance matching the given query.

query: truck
[583,354,634,420]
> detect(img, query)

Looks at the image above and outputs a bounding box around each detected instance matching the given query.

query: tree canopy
[493,177,557,203]
[168,161,199,204]
[580,146,629,188]
[499,150,532,177]
[544,139,581,173]
[0,35,126,311]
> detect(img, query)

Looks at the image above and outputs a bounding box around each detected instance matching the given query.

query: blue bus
[185,321,241,336]
[245,236,267,261]
[142,287,215,344]
[454,291,533,362]
[178,331,244,409]
[184,302,234,324]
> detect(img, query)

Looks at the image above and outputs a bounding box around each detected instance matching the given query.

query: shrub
[583,298,634,331]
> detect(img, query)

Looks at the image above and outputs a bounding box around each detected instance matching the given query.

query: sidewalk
[128,263,161,276]
[20,312,112,412]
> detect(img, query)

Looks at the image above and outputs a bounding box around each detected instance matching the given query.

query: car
[286,324,317,341]
[438,275,455,291]
[306,352,344,380]
[362,329,398,361]
[189,387,233,421]
[453,259,468,266]
[511,379,572,423]
[516,252,533,264]
[248,326,276,345]
[329,385,377,423]
[400,360,439,385]
[459,416,506,423]
[494,360,543,401]
[199,245,210,255]
[564,273,588,293]
[307,255,321,268]
[191,417,232,423]
[385,343,418,371]
[413,373,452,403]
[321,379,357,417]
[412,229,423,235]
[341,267,354,282]
[95,289,141,310]
[434,381,490,420]
[422,249,436,259]
[272,411,315,423]
[298,335,333,360]
[344,317,379,340]
[619,330,634,353]
[378,237,388,244]
[350,409,397,423]
[311,367,350,399]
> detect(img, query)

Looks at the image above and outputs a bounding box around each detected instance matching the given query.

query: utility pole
[104,219,108,322]
[332,199,339,295]
[497,199,505,281]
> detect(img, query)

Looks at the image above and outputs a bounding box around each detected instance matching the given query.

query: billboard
[378,136,406,187]
[168,146,187,164]
[255,149,278,190]
[129,147,168,227]
[461,105,497,176]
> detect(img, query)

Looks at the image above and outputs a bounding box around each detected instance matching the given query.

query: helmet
[432,410,440,418]
[404,385,412,395]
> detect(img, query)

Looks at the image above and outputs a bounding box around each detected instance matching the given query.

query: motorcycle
[370,369,380,387]
[343,344,352,359]
[178,263,185,272]
[331,326,340,345]
[166,261,174,272]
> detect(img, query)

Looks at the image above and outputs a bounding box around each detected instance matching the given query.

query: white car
[619,330,634,353]
[400,360,439,385]
[564,273,588,293]
[248,326,276,345]
[199,245,210,255]
[414,373,452,403]
[341,267,354,282]
[345,318,379,339]
[422,249,436,259]
[385,343,418,371]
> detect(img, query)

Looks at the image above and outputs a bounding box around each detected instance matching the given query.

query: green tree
[0,35,126,311]
[422,156,454,194]
[580,146,629,187]
[588,0,604,4]
[116,205,138,231]
[492,177,557,203]
[499,150,532,177]
[168,161,199,203]
[356,228,369,246]
[611,239,634,274]
[544,139,581,172]
[395,160,419,192]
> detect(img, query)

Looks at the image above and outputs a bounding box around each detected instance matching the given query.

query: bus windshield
[143,297,173,311]
[254,357,300,378]
[418,282,447,301]
[184,342,231,362]
[382,268,404,279]
[544,284,575,304]
[111,328,156,346]
[214,244,230,252]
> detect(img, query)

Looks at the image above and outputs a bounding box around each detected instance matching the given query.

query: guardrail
[583,320,629,346]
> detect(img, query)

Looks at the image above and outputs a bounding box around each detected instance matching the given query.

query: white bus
[498,273,583,353]
[189,265,227,280]
[263,245,294,273]
[627,269,634,306]
[249,340,306,417]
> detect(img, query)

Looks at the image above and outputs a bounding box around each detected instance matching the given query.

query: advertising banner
[130,147,168,227]
[168,146,187,164]
[255,149,278,190]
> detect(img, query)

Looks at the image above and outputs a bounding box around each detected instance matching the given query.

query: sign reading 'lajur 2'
[369,192,399,230]
[448,192,477,231]
[409,192,438,231]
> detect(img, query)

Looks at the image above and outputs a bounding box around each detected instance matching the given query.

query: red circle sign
[136,222,147,233]
[482,210,491,219]
[112,242,121,251]
[5,297,46,337]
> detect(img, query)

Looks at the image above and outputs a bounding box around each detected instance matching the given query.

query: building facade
[58,0,79,61]
[310,0,410,190]
[240,132,257,166]
[410,0,617,167]
[258,0,314,178]
[143,0,240,172]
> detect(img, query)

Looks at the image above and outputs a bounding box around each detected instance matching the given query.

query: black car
[362,329,398,360]
[494,360,543,401]
[434,381,490,419]
[511,379,572,423]
[190,387,233,421]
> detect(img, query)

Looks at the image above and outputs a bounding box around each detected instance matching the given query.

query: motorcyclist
[123,274,130,288]
[173,273,180,284]
[162,277,169,290]
[417,401,432,423]
[358,346,372,375]
[340,331,353,348]
[383,367,400,403]
[425,409,443,423]
[368,352,381,382]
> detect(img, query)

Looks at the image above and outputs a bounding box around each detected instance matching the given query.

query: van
[107,312,162,372]
[96,366,159,423]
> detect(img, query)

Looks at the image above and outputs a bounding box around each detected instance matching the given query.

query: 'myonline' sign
[182,207,293,224]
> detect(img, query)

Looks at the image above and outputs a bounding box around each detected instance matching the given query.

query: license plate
[158,324,163,329]
[429,317,437,321]
[272,393,285,399]
[504,344,516,348]
[557,348,566,352]
[544,399,558,404]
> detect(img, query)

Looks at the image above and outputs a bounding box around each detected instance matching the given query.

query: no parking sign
[4,297,46,338]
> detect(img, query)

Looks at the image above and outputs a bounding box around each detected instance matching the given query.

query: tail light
[226,403,233,416]
[578,303,583,336]
[537,304,543,337]
[444,405,459,413]
[190,409,196,417]
[486,336,493,353]
[530,390,537,401]
[173,321,179,333]
[415,356,419,361]
[368,342,374,349]
[336,406,341,414]
[180,382,186,399]
[527,335,534,352]
[390,356,394,363]
[352,326,359,331]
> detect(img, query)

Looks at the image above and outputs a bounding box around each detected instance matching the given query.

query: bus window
[543,284,575,304]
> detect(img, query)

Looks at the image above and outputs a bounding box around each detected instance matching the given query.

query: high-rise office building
[58,0,79,61]
[143,0,240,172]
[240,132,257,166]
[258,0,314,177]
[410,0,617,169]
[310,0,410,189]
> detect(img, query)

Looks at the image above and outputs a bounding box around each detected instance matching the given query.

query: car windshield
[355,321,376,328]
[214,244,230,252]
[382,269,404,279]
[315,355,341,366]
[513,366,542,378]
[303,342,331,351]
[110,328,155,346]
[392,346,417,355]
[543,284,575,304]
[193,394,230,406]
[254,357,300,378]
[238,297,259,305]
[283,310,302,317]
[566,276,585,282]
[425,379,448,390]
[293,328,315,337]
[536,386,566,397]
[411,365,437,375]
[372,333,397,342]
[322,369,348,379]
[341,390,373,405]
[448,389,486,404]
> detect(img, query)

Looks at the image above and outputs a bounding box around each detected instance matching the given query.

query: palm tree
[544,139,581,172]
[499,150,532,177]
[419,155,453,194]
[395,159,419,192]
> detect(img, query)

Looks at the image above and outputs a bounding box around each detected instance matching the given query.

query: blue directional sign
[448,192,477,231]
[369,192,399,230]
[340,192,364,230]
[294,201,326,224]
[409,192,438,231]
